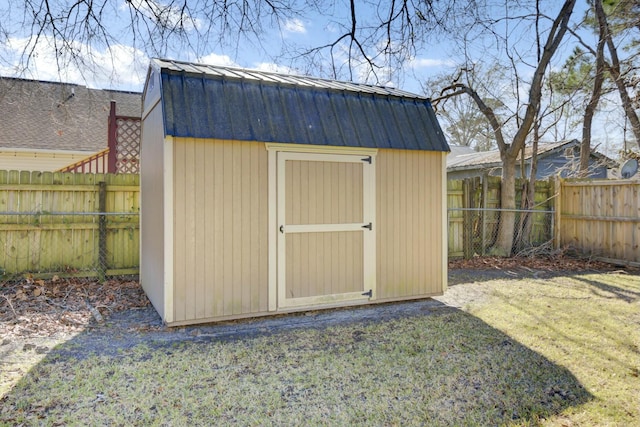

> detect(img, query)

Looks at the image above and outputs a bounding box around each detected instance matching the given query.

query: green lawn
[1,271,638,426]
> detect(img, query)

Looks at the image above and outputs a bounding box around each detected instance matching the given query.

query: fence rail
[0,170,139,280]
[2,171,638,279]
[558,179,640,263]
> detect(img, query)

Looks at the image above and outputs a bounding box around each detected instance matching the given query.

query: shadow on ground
[2,294,593,425]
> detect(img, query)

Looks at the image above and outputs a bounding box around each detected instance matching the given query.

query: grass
[1,271,638,426]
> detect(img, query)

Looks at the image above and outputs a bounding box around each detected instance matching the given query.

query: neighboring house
[447,139,615,180]
[140,58,450,326]
[0,77,141,171]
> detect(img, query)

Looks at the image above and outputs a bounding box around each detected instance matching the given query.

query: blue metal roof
[154,59,450,152]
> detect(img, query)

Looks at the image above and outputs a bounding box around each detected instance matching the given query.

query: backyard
[1,256,639,426]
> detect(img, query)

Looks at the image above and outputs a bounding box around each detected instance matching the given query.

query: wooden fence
[5,171,636,278]
[0,170,139,278]
[448,177,555,258]
[557,179,640,264]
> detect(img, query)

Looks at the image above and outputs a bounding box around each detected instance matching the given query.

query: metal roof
[446,140,616,172]
[153,59,449,152]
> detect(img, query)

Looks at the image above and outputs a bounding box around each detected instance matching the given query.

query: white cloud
[0,36,148,91]
[253,62,295,74]
[410,58,455,69]
[124,0,203,32]
[197,53,238,67]
[284,18,307,35]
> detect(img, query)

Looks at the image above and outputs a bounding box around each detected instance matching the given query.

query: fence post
[107,101,117,174]
[481,174,488,255]
[553,177,562,250]
[98,181,107,281]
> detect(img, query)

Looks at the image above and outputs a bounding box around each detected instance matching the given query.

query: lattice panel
[115,117,141,174]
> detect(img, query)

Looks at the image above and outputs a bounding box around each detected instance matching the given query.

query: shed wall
[172,138,269,323]
[376,149,445,299]
[140,103,166,318]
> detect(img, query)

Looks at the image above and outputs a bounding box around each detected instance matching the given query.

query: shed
[140,58,450,326]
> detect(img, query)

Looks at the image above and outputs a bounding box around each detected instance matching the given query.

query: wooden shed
[140,58,450,326]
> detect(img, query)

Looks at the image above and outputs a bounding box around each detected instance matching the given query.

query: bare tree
[0,0,305,80]
[433,0,577,256]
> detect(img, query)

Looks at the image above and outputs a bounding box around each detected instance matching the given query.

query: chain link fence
[2,207,554,281]
[0,211,139,283]
[448,208,555,259]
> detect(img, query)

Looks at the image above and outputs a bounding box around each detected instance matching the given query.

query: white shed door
[277,152,376,309]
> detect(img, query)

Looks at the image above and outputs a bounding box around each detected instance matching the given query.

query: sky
[0,0,456,94]
[0,0,633,157]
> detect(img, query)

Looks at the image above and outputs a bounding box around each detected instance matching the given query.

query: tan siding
[172,138,269,322]
[376,149,445,299]
[140,104,165,319]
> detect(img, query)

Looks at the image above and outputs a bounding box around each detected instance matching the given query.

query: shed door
[277,152,376,309]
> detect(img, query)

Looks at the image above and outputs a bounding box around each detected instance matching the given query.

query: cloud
[284,18,307,35]
[253,62,296,74]
[0,36,148,91]
[410,58,456,68]
[197,53,238,67]
[124,0,203,32]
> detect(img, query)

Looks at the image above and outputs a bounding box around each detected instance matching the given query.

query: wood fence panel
[0,170,139,278]
[447,176,553,258]
[559,180,640,263]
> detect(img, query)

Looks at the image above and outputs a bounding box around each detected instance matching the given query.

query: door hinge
[362,289,372,298]
[361,156,372,164]
[279,225,284,234]
[362,222,372,230]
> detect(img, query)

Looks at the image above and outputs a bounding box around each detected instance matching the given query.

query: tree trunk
[596,0,640,148]
[581,0,607,174]
[494,155,518,256]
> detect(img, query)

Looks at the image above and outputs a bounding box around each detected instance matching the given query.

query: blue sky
[0,0,631,156]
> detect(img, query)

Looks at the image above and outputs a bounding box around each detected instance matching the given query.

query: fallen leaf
[33,288,42,297]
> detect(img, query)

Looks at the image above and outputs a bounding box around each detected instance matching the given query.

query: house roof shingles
[0,77,141,152]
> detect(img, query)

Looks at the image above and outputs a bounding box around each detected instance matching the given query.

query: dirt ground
[1,254,636,395]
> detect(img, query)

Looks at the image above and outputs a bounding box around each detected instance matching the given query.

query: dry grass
[1,271,638,426]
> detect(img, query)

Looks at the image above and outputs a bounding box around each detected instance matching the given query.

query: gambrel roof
[146,58,450,152]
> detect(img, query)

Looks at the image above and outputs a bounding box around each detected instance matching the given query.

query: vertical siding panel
[240,142,252,313]
[222,141,234,316]
[194,139,207,319]
[307,161,317,298]
[212,141,224,316]
[231,140,243,315]
[173,142,187,322]
[258,143,269,312]
[204,142,215,318]
[185,140,197,320]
